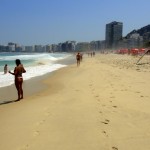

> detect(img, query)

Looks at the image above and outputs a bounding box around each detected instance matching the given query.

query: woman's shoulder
[15,65,22,70]
[19,64,23,67]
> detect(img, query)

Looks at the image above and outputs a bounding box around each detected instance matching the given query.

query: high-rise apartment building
[105,21,123,49]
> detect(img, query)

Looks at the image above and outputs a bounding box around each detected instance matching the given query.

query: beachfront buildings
[117,32,144,49]
[105,21,123,49]
[24,46,35,52]
[89,41,106,51]
[1,23,149,52]
[61,41,76,52]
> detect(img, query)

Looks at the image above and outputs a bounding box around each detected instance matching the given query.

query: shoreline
[0,73,50,104]
[0,54,76,104]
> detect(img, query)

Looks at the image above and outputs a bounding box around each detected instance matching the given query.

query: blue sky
[0,0,149,45]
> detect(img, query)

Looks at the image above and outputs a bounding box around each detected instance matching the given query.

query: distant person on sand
[9,59,26,101]
[93,51,95,57]
[4,64,8,74]
[76,52,81,67]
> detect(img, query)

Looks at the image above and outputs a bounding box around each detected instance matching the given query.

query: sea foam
[0,63,66,88]
[0,53,71,88]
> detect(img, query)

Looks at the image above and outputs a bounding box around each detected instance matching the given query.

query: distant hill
[126,24,150,39]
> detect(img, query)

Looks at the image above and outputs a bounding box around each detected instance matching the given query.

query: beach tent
[117,49,129,54]
[131,48,139,55]
[138,48,145,55]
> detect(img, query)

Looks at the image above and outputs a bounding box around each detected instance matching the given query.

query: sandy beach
[0,53,150,150]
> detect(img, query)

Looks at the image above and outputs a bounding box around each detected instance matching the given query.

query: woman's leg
[20,79,23,99]
[15,78,23,100]
[18,78,23,99]
[15,80,20,100]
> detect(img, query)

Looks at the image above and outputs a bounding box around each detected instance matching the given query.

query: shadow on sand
[136,62,150,65]
[0,99,19,105]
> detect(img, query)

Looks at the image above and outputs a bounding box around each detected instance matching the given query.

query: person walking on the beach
[9,59,26,101]
[76,52,81,67]
[4,64,8,74]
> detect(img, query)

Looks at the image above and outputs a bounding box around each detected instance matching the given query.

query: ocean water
[0,52,71,88]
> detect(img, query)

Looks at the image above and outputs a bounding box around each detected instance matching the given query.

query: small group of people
[76,52,83,67]
[87,51,95,57]
[4,59,26,101]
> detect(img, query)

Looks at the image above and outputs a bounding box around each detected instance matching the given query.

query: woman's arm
[9,67,17,75]
[9,71,15,75]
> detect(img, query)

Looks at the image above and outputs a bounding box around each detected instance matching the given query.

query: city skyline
[0,0,150,45]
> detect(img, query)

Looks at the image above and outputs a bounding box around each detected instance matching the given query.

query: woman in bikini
[9,59,26,101]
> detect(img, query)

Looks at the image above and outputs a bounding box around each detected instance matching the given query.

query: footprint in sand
[33,130,40,137]
[99,111,103,114]
[101,119,110,125]
[102,131,108,137]
[89,84,93,87]
[113,105,117,108]
[36,119,45,126]
[95,95,99,98]
[135,91,141,93]
[110,84,114,87]
[19,144,29,150]
[112,146,118,150]
[40,119,45,124]
[102,131,106,134]
[110,96,115,99]
[92,89,95,91]
[101,121,108,125]
[97,99,100,102]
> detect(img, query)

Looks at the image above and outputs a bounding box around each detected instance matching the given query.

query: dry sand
[0,53,150,150]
